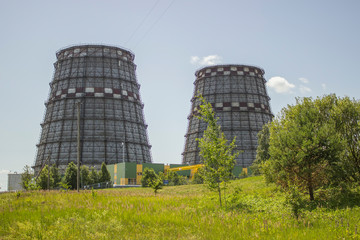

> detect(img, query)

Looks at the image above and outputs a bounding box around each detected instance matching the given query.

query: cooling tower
[33,45,152,174]
[182,65,273,167]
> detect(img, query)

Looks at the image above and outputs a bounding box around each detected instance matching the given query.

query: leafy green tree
[251,123,270,175]
[99,162,111,183]
[21,165,34,190]
[191,167,204,184]
[37,165,53,190]
[332,96,360,184]
[89,167,99,185]
[141,168,157,187]
[50,164,61,188]
[263,96,342,201]
[64,162,77,190]
[150,175,163,195]
[165,171,187,186]
[80,165,91,187]
[195,95,238,207]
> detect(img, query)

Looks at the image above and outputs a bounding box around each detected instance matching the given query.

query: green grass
[1,176,360,239]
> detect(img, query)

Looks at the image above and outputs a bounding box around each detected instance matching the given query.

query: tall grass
[1,176,359,239]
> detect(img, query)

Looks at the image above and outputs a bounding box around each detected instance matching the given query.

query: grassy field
[1,176,360,239]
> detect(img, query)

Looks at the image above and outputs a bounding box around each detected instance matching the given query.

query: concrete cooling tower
[182,65,273,167]
[33,45,152,174]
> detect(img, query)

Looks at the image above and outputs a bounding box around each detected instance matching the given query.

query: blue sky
[0,0,359,191]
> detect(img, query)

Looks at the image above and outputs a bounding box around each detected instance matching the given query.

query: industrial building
[106,162,245,186]
[33,45,152,175]
[182,65,273,167]
[7,173,23,191]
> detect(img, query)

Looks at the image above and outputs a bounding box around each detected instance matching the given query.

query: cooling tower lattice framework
[34,45,152,174]
[182,65,273,167]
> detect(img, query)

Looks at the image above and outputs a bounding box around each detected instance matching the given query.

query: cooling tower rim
[56,44,135,60]
[194,64,265,77]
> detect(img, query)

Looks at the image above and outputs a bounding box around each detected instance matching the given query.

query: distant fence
[83,181,113,190]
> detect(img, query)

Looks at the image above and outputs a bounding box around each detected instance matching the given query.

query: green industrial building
[106,162,246,186]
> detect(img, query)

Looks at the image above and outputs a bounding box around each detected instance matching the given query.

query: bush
[191,168,204,184]
[99,162,111,183]
[64,162,77,190]
[166,171,187,186]
[21,165,33,190]
[285,184,306,219]
[141,168,157,187]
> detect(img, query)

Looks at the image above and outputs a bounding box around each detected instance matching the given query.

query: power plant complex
[182,65,273,167]
[33,45,272,176]
[33,45,152,174]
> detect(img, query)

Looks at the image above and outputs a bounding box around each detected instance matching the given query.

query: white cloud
[190,55,222,66]
[0,170,11,174]
[190,56,200,65]
[321,83,326,90]
[299,85,312,94]
[266,76,295,94]
[299,77,309,84]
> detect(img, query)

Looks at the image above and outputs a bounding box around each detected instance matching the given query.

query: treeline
[252,94,360,203]
[21,162,111,190]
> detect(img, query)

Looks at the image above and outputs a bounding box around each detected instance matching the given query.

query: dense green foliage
[50,164,61,188]
[195,95,238,207]
[99,162,111,183]
[251,123,270,175]
[258,94,360,202]
[2,176,360,239]
[191,168,204,184]
[140,168,163,194]
[21,165,34,190]
[150,176,163,195]
[141,168,157,187]
[36,165,53,190]
[20,162,111,191]
[89,167,99,185]
[332,96,360,184]
[162,171,187,186]
[80,166,91,186]
[64,162,78,190]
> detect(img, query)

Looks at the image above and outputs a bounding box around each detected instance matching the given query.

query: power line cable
[124,0,161,45]
[133,0,175,48]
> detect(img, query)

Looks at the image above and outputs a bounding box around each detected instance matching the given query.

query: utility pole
[76,101,81,192]
[122,142,125,163]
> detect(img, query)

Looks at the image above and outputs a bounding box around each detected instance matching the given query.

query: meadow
[1,176,360,239]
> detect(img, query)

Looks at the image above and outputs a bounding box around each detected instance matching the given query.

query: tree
[150,176,163,195]
[165,171,187,186]
[195,95,238,207]
[263,96,342,201]
[50,164,61,188]
[192,167,204,184]
[80,165,91,187]
[89,167,99,185]
[99,162,111,183]
[37,165,53,190]
[251,123,271,175]
[141,168,157,187]
[332,96,360,184]
[21,165,34,190]
[64,162,77,190]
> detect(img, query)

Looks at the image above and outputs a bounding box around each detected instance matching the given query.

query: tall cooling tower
[33,45,152,174]
[182,65,273,167]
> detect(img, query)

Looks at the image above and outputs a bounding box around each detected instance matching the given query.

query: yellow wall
[136,164,143,185]
[114,164,117,184]
[120,178,128,185]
